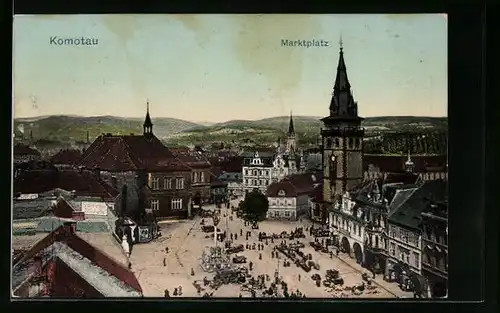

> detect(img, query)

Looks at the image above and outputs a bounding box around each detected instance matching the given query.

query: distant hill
[13,115,200,143]
[172,115,447,146]
[13,115,447,146]
[182,115,447,134]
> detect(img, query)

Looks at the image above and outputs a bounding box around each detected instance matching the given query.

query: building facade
[242,151,273,194]
[266,173,319,220]
[421,201,448,298]
[384,180,447,296]
[171,151,212,207]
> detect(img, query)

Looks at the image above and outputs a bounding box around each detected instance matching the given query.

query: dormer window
[278,190,286,197]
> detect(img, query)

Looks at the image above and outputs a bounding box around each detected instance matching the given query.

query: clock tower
[321,38,364,204]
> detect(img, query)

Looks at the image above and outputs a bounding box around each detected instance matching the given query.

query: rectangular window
[171,198,183,210]
[164,178,172,190]
[413,252,420,267]
[151,177,159,190]
[176,178,184,189]
[151,200,160,211]
[200,172,205,183]
[284,211,290,217]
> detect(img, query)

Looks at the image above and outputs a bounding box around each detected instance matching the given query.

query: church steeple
[405,150,415,173]
[143,100,153,136]
[323,37,361,124]
[287,111,295,137]
[320,36,365,202]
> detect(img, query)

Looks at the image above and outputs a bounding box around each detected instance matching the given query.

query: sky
[13,14,447,123]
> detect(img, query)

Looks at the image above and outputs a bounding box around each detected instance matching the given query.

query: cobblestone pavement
[129,201,412,298]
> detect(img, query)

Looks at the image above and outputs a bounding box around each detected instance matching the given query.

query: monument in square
[200,211,233,273]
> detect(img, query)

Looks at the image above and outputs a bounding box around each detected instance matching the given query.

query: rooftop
[12,225,142,297]
[14,170,119,199]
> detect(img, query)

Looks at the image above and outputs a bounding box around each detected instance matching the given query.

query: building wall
[147,171,192,218]
[267,196,296,219]
[101,171,140,218]
[386,224,422,274]
[191,168,211,202]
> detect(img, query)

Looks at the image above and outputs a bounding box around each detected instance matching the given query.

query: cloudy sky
[13,14,447,122]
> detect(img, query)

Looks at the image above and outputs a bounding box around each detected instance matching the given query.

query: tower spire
[143,99,153,136]
[287,111,295,137]
[405,149,415,173]
[323,36,360,120]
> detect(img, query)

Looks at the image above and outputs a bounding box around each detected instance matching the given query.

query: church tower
[143,100,153,137]
[286,111,296,154]
[321,38,364,204]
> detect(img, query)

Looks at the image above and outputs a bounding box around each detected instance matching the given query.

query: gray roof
[76,221,109,233]
[388,180,447,230]
[36,217,68,232]
[34,217,110,233]
[388,188,418,217]
[219,172,242,182]
[13,199,53,220]
[240,151,275,158]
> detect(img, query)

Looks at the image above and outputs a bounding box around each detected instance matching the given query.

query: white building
[266,173,319,220]
[242,151,273,194]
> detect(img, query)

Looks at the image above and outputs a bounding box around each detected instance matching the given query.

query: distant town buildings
[14,143,41,164]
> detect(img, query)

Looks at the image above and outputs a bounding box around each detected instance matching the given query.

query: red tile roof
[14,224,142,295]
[50,149,83,165]
[81,134,189,172]
[266,173,318,197]
[363,154,447,173]
[14,144,41,156]
[172,151,211,169]
[14,169,119,199]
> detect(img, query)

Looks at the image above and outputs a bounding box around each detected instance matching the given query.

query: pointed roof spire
[287,111,295,136]
[143,99,153,136]
[144,99,152,127]
[334,35,350,91]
